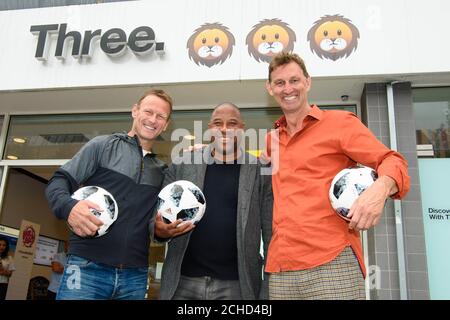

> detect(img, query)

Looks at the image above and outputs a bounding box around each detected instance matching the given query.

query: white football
[71,186,118,237]
[329,166,378,221]
[157,180,206,226]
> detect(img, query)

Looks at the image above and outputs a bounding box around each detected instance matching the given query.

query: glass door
[413,87,450,299]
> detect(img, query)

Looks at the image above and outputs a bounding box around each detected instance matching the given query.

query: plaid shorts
[269,246,365,300]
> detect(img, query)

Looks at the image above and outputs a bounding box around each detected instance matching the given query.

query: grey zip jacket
[45,133,166,268]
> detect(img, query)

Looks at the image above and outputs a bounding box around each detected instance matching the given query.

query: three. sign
[30,23,164,61]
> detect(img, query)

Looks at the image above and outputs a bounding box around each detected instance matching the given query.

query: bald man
[155,103,273,300]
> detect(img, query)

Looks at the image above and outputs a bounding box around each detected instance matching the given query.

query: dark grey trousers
[173,275,242,300]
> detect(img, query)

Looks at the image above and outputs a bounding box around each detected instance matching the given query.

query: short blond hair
[137,89,173,117]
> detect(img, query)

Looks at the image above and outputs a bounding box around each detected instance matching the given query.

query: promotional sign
[34,236,59,266]
[418,159,450,299]
[5,220,40,300]
[0,225,57,266]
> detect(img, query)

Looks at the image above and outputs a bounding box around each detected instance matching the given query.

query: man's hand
[67,200,104,237]
[347,175,398,232]
[51,261,65,274]
[0,266,11,277]
[154,212,195,239]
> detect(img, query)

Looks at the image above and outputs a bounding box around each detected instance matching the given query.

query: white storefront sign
[0,0,449,90]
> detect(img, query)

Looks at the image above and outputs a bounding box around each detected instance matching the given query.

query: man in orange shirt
[264,52,410,300]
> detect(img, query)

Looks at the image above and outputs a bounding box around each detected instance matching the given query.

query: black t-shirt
[181,162,241,280]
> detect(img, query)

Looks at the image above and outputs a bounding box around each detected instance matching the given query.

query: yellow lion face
[314,21,353,53]
[192,29,231,61]
[246,19,296,63]
[252,25,291,57]
[187,23,235,68]
[307,15,360,61]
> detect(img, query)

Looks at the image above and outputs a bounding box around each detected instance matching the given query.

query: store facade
[1,0,449,299]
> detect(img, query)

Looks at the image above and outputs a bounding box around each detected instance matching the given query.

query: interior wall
[30,264,52,284]
[0,168,69,288]
[0,168,68,241]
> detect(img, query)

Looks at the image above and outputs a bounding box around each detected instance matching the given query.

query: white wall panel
[0,0,449,90]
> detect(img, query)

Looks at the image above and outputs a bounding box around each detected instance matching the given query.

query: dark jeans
[47,290,57,300]
[0,283,8,300]
[173,275,242,300]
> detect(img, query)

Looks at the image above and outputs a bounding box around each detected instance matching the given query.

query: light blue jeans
[56,255,148,300]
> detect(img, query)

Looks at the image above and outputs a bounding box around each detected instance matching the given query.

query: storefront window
[4,113,131,160]
[321,105,357,113]
[162,108,284,161]
[413,87,450,158]
[3,109,284,162]
[414,87,450,299]
[3,105,355,162]
[3,110,269,161]
[1,105,356,300]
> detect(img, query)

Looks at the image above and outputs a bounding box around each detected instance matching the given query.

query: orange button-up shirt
[265,105,410,277]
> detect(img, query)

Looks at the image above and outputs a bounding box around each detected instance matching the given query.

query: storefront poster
[0,224,59,266]
[5,220,40,300]
[33,236,59,266]
[418,158,450,299]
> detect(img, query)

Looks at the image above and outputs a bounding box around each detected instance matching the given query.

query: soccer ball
[329,166,378,221]
[157,180,206,226]
[71,186,118,237]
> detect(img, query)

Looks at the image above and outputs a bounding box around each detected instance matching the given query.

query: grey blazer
[158,149,273,300]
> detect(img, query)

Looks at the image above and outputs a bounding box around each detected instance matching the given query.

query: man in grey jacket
[155,103,273,300]
[46,89,175,300]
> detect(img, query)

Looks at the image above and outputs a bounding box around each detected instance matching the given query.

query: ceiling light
[6,155,19,160]
[184,135,196,140]
[13,137,26,144]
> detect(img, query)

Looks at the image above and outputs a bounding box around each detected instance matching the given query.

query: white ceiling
[2,72,450,115]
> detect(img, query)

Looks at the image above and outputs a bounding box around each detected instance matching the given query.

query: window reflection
[4,113,131,160]
[413,87,450,158]
[4,105,355,161]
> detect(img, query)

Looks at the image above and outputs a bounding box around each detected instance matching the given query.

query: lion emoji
[307,14,360,61]
[186,22,235,68]
[245,19,296,63]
